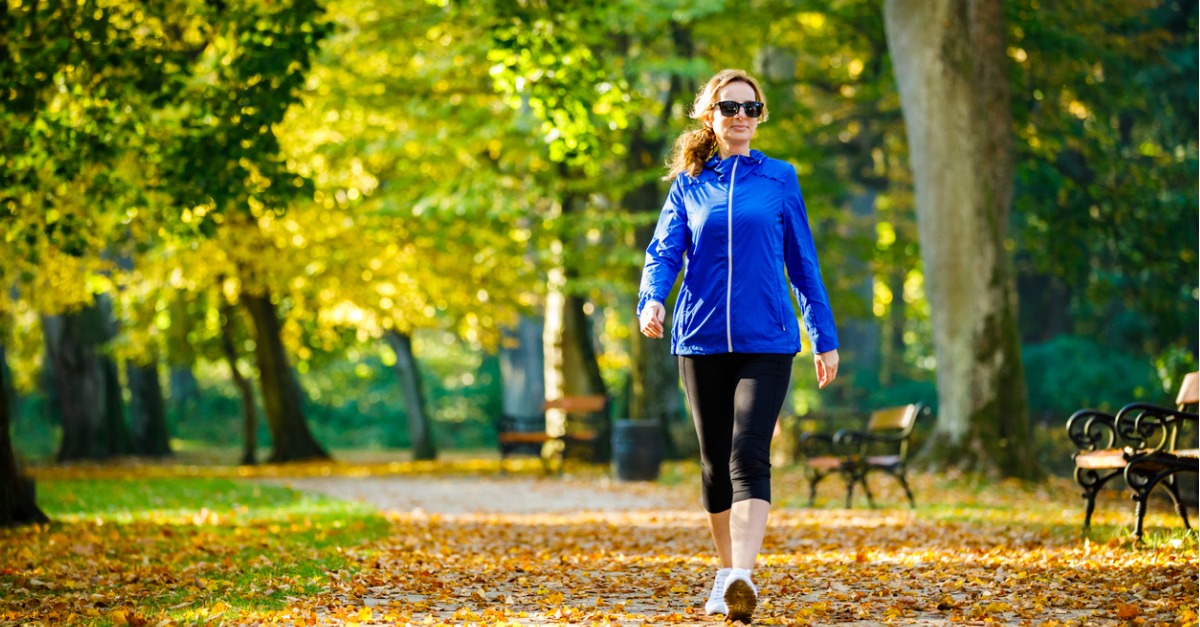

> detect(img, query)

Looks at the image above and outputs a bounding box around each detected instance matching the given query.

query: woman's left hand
[814,349,839,389]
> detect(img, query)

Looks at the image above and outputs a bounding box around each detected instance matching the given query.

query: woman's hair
[664,69,769,181]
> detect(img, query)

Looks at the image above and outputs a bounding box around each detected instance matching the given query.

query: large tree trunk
[44,300,131,462]
[544,184,609,461]
[127,359,172,457]
[0,343,48,528]
[241,291,328,463]
[884,0,1038,478]
[385,330,436,461]
[219,301,259,465]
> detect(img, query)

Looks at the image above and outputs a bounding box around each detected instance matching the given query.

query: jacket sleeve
[782,165,839,354]
[638,179,689,316]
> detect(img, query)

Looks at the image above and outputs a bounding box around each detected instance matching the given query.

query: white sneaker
[704,567,732,615]
[723,568,758,623]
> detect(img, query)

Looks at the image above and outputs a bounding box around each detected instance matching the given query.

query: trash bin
[611,419,663,481]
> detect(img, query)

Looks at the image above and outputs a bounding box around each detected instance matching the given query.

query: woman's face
[706,80,759,153]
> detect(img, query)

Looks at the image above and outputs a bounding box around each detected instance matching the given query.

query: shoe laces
[708,569,730,603]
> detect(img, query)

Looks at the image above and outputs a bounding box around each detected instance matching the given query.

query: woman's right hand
[639,302,666,339]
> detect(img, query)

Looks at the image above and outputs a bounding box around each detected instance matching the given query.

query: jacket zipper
[726,158,738,352]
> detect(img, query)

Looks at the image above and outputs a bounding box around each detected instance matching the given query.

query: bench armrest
[1114,403,1199,454]
[1066,409,1117,451]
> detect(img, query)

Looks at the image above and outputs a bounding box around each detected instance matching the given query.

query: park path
[277,474,689,516]
[266,475,1158,627]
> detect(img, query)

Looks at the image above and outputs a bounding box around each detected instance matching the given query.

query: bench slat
[1074,449,1127,469]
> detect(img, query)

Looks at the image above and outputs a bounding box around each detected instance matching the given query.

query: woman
[637,69,840,623]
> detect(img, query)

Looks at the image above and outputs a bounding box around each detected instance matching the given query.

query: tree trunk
[219,301,259,465]
[884,0,1039,478]
[168,367,200,412]
[0,342,48,527]
[44,302,130,462]
[544,184,609,461]
[835,191,883,407]
[385,330,437,461]
[127,359,172,457]
[499,316,545,420]
[241,291,328,463]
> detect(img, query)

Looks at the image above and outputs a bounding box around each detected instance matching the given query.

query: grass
[2,476,391,625]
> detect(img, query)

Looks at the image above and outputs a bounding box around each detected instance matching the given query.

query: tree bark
[127,359,172,457]
[544,184,609,461]
[385,330,437,461]
[0,342,48,528]
[884,0,1039,478]
[241,291,328,463]
[44,300,131,462]
[219,301,259,465]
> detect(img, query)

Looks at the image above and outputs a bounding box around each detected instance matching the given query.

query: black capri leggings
[679,353,794,513]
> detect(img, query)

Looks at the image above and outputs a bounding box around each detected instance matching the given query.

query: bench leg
[1075,468,1120,535]
[1164,474,1192,531]
[1129,469,1155,542]
[1128,466,1195,538]
[860,475,876,509]
[894,469,916,509]
[806,471,824,507]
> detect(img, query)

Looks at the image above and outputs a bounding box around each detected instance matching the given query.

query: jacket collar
[705,149,766,181]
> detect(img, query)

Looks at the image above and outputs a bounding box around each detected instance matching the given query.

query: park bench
[1067,371,1198,539]
[496,394,608,475]
[798,403,926,508]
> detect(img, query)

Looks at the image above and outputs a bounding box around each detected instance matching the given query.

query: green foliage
[1010,0,1199,355]
[2,0,1196,467]
[1022,335,1161,423]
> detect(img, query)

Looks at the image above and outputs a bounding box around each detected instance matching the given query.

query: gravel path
[272,475,693,515]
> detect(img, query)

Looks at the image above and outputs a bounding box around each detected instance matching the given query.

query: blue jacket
[637,150,839,356]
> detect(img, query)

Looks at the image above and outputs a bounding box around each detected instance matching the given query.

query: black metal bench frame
[799,403,926,508]
[1066,372,1198,540]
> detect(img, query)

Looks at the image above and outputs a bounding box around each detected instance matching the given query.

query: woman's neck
[718,143,751,159]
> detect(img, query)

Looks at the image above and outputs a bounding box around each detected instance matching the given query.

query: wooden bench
[496,394,608,474]
[1067,371,1198,539]
[496,414,561,475]
[798,403,925,508]
[544,394,608,464]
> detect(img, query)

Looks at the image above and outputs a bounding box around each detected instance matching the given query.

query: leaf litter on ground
[1,457,1195,626]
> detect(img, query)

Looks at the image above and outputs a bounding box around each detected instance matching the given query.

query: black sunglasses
[712,100,764,118]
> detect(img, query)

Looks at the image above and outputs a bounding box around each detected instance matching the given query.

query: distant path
[272,475,693,515]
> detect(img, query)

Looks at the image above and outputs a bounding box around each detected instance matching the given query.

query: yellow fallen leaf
[112,610,128,626]
[1117,604,1139,620]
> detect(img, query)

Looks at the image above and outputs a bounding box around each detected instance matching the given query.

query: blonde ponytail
[665,127,718,181]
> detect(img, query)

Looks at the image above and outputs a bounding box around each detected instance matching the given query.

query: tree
[0,342,46,527]
[884,0,1038,477]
